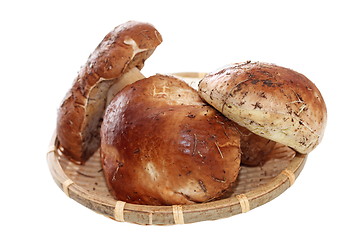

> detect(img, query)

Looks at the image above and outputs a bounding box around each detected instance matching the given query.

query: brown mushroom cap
[198,61,327,154]
[100,75,242,205]
[57,21,162,164]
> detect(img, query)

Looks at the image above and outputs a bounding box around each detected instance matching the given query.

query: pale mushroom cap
[198,61,327,154]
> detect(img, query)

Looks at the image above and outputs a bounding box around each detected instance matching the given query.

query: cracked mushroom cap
[100,75,241,205]
[57,21,162,164]
[198,61,327,154]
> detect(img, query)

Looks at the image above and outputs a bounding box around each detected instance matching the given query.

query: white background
[1,0,359,239]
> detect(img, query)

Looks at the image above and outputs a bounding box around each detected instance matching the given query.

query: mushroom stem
[106,67,146,105]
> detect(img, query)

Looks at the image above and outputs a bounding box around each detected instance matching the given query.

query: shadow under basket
[47,133,306,225]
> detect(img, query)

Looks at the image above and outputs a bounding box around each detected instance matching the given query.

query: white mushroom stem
[106,67,146,105]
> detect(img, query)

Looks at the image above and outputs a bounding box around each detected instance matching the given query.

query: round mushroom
[100,74,242,205]
[198,61,327,154]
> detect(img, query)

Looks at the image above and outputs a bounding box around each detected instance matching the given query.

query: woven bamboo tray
[47,72,307,225]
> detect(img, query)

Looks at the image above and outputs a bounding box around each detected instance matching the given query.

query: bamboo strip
[62,179,74,197]
[236,194,250,213]
[114,201,126,222]
[172,205,185,224]
[281,169,296,186]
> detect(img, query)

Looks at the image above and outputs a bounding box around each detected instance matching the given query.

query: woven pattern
[48,133,306,225]
[56,143,294,200]
[57,150,111,198]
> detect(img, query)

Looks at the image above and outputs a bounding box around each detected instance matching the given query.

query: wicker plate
[47,72,307,225]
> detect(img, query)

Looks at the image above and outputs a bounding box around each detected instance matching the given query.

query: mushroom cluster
[57,21,327,205]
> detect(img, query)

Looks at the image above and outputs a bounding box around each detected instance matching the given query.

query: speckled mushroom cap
[198,61,327,154]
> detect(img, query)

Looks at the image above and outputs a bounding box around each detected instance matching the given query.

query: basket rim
[170,72,208,78]
[47,132,307,225]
